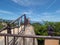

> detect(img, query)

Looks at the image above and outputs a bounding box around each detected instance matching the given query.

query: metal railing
[0,14,60,45]
[8,14,27,45]
[0,14,26,32]
[0,14,27,45]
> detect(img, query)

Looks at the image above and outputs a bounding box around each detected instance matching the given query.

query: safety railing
[0,33,60,45]
[0,14,27,45]
[8,14,27,45]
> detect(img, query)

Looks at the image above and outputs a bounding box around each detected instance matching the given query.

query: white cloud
[22,10,60,22]
[0,10,19,20]
[41,12,54,18]
[0,10,15,15]
[12,0,49,6]
[20,10,34,16]
[56,10,60,13]
[22,11,32,15]
[39,10,60,21]
[46,0,56,9]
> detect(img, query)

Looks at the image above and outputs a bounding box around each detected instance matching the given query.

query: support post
[23,37,25,45]
[7,36,9,45]
[33,38,35,45]
[4,36,6,45]
[13,36,15,45]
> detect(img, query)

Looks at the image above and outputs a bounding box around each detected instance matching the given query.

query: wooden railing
[0,33,60,45]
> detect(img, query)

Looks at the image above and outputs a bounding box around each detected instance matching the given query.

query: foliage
[0,19,14,29]
[32,21,60,45]
[32,21,60,36]
[0,22,3,29]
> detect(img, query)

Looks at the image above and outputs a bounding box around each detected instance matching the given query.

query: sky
[0,0,60,22]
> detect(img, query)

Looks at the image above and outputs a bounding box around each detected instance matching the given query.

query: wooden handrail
[0,33,60,39]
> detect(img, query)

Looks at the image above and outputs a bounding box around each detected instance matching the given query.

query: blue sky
[0,0,60,22]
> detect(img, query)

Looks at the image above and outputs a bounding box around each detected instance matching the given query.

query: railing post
[24,14,26,31]
[7,36,9,45]
[20,18,22,32]
[18,21,19,34]
[33,38,35,45]
[13,28,15,34]
[4,36,6,45]
[23,37,25,45]
[13,36,15,45]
